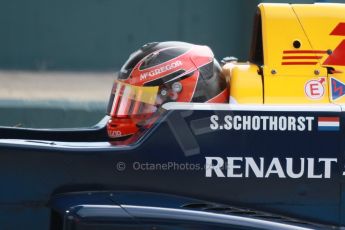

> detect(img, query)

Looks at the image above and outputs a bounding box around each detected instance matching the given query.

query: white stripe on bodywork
[162,102,341,112]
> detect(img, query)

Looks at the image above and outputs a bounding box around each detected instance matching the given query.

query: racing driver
[106,41,229,140]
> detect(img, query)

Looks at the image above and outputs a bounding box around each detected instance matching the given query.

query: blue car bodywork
[0,103,343,229]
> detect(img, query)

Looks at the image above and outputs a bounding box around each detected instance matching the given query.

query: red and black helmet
[107,41,228,139]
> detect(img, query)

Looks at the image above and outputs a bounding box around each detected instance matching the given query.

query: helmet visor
[107,80,160,118]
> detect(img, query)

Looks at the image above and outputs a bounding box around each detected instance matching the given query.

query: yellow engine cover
[223,63,263,104]
[258,3,345,104]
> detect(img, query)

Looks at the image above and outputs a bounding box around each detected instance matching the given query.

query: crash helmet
[107,41,228,139]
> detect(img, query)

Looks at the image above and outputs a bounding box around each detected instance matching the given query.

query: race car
[0,2,345,230]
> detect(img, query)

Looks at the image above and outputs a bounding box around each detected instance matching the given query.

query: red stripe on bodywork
[323,40,345,66]
[330,23,345,36]
[282,56,322,59]
[283,50,327,54]
[318,117,339,122]
[281,62,318,65]
[322,23,345,66]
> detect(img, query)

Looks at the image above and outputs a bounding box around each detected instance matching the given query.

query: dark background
[1,0,345,128]
[0,0,327,71]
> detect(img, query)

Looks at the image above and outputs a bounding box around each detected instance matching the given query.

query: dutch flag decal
[318,117,340,131]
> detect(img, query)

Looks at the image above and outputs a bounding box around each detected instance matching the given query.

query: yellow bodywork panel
[260,3,320,78]
[224,3,345,105]
[292,3,345,104]
[223,63,263,104]
[258,3,345,104]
